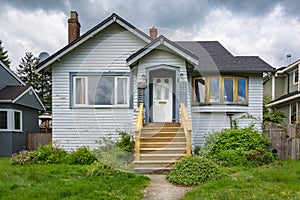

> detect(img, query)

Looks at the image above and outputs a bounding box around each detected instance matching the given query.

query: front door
[152,77,172,122]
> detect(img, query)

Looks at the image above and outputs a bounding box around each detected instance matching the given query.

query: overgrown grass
[0,158,149,200]
[182,160,300,200]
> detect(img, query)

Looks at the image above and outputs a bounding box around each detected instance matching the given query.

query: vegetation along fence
[27,132,52,151]
[264,124,300,160]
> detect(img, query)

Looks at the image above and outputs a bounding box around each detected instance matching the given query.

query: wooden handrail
[180,103,192,156]
[134,103,144,161]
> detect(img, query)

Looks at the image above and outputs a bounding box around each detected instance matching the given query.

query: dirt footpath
[143,174,194,200]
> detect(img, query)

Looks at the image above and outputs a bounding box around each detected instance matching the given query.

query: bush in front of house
[33,143,67,164]
[207,126,276,167]
[10,150,35,165]
[115,131,135,152]
[167,156,227,186]
[66,146,96,165]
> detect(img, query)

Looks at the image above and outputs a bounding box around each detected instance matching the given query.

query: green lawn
[182,160,300,200]
[0,158,149,200]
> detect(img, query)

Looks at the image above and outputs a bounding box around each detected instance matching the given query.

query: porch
[134,103,192,173]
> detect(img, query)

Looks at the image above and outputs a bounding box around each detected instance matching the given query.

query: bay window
[73,75,129,107]
[0,110,22,131]
[193,76,248,105]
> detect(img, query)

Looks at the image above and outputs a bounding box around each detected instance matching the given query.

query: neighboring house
[264,60,300,124]
[0,61,45,156]
[37,12,273,154]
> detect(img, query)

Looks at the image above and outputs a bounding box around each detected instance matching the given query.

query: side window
[0,110,8,129]
[236,77,248,104]
[194,78,205,103]
[14,111,22,131]
[208,77,220,103]
[293,70,299,85]
[223,77,234,103]
[74,77,86,105]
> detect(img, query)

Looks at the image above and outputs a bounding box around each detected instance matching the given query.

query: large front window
[193,76,248,105]
[73,76,129,107]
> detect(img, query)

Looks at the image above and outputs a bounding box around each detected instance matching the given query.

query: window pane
[224,78,234,103]
[164,79,169,100]
[194,79,205,103]
[291,103,297,124]
[156,79,161,100]
[14,111,21,130]
[209,78,220,103]
[0,111,7,129]
[295,70,299,83]
[237,78,247,103]
[117,78,128,105]
[90,77,114,105]
[75,78,85,104]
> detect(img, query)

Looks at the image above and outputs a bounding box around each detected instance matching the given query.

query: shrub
[34,143,67,164]
[66,147,96,165]
[167,156,227,186]
[10,150,35,165]
[115,131,135,152]
[208,126,275,166]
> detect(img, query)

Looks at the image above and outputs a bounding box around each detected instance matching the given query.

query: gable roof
[37,13,152,72]
[0,60,25,85]
[0,85,45,111]
[127,35,199,67]
[176,41,274,73]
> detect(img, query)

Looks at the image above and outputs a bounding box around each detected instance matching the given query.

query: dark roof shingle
[0,86,30,101]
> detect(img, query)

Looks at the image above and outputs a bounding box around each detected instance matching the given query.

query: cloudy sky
[1,0,300,71]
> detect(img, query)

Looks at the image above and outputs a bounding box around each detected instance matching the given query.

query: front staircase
[134,123,187,172]
[134,103,192,173]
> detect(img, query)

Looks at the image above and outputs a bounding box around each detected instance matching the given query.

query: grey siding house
[37,12,273,168]
[0,61,45,156]
[264,60,300,124]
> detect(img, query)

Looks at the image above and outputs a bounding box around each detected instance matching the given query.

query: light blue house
[37,12,273,170]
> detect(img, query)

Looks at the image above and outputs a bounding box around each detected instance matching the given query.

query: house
[264,59,300,124]
[0,61,45,156]
[37,12,273,170]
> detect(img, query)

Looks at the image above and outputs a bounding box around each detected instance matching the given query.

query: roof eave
[267,93,300,107]
[37,13,153,73]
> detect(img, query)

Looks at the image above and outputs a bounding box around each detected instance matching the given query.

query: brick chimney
[68,11,81,44]
[150,27,158,40]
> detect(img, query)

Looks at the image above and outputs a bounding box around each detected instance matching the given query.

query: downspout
[284,72,290,94]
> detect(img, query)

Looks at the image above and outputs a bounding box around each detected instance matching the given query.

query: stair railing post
[180,103,192,156]
[134,103,144,161]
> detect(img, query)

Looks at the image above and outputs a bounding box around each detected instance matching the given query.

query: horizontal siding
[191,75,263,147]
[0,66,21,90]
[52,23,147,151]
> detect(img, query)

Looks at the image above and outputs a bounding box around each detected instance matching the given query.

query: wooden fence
[26,132,52,151]
[264,124,300,160]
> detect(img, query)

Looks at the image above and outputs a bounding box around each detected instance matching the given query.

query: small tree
[17,52,52,111]
[0,40,11,67]
[263,95,286,125]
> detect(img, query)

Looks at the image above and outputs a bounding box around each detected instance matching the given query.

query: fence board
[264,124,300,160]
[27,132,52,151]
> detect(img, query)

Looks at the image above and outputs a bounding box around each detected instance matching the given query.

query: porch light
[142,74,146,82]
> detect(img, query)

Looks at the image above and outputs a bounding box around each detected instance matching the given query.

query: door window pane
[164,79,169,100]
[156,79,161,100]
[209,78,220,103]
[0,111,7,129]
[237,78,247,103]
[14,111,21,130]
[224,78,234,103]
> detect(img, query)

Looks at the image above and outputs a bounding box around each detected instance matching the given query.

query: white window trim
[0,109,23,132]
[293,69,298,85]
[73,76,130,108]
